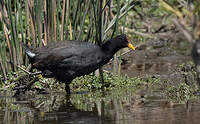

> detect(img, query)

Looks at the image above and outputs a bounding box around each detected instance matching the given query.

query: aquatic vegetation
[164,82,197,103]
[0,68,158,93]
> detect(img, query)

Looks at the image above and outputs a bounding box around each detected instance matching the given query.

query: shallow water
[0,89,200,124]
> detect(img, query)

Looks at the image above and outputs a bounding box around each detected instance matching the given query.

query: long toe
[65,84,71,94]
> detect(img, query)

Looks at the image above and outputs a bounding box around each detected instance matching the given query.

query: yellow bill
[128,43,135,51]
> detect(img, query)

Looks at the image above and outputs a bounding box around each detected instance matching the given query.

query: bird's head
[115,34,135,51]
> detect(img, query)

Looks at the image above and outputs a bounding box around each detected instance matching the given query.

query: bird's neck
[101,39,122,55]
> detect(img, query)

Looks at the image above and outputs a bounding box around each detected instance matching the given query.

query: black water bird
[23,34,135,94]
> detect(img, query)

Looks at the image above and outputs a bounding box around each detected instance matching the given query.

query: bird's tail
[22,43,36,58]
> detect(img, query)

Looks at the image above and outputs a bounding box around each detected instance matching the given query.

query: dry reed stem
[61,0,66,40]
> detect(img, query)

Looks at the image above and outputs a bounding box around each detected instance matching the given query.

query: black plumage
[192,39,200,85]
[192,39,200,66]
[23,34,135,94]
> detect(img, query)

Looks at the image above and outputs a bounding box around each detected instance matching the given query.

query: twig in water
[17,66,42,75]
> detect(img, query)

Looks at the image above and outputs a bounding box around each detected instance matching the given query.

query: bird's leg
[65,84,71,94]
[196,65,200,86]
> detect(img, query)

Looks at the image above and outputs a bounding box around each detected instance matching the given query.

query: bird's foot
[65,84,71,95]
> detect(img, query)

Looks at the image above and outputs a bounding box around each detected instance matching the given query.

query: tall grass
[0,0,136,80]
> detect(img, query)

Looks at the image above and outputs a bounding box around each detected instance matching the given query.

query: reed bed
[0,0,137,80]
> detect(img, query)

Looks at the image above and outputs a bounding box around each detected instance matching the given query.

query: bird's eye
[126,36,130,42]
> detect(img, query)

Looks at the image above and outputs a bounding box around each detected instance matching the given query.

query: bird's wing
[58,48,102,71]
[33,40,96,54]
[32,43,100,71]
[33,47,77,69]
